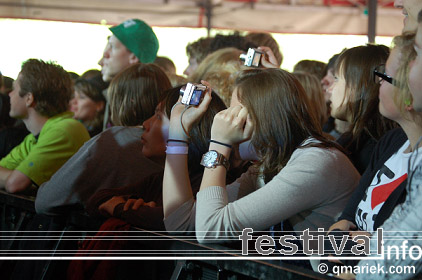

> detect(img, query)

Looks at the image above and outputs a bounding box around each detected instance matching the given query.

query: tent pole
[205,0,212,37]
[367,0,377,43]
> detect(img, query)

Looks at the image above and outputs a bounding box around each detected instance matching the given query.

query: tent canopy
[0,0,402,36]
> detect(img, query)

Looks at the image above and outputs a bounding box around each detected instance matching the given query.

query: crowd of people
[0,0,422,279]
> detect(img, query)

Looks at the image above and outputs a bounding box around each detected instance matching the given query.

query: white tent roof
[0,0,402,36]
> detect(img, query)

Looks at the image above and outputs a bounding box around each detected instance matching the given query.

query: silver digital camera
[180,83,207,106]
[239,48,263,67]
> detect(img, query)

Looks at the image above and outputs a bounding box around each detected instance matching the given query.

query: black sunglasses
[373,65,394,85]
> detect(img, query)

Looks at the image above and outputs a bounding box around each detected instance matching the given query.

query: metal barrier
[0,190,332,280]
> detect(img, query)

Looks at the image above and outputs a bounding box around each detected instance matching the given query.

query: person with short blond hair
[189,47,247,106]
[353,27,422,279]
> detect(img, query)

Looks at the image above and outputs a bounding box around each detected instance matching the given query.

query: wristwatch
[200,150,230,170]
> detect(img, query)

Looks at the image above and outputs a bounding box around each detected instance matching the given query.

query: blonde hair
[189,47,247,106]
[392,33,417,115]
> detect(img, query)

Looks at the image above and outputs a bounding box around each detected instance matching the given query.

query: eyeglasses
[373,65,394,85]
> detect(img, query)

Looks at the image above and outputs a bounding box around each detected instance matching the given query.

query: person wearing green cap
[100,18,159,83]
[100,19,159,130]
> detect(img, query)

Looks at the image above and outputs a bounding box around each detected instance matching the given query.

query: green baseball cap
[109,19,159,63]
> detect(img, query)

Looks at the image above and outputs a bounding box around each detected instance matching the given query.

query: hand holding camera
[239,47,279,69]
[211,105,253,146]
[256,46,279,69]
[180,83,207,106]
[240,48,264,67]
[169,81,212,141]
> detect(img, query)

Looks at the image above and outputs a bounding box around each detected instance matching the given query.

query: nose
[98,57,104,67]
[8,89,14,98]
[326,83,334,100]
[142,117,151,132]
[183,65,192,77]
[321,77,328,87]
[103,48,111,58]
[98,48,110,66]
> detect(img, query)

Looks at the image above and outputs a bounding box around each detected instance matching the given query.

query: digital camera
[239,48,263,67]
[180,83,207,106]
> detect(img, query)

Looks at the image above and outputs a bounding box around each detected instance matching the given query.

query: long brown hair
[235,68,339,183]
[335,44,397,149]
[293,71,328,127]
[393,32,417,115]
[109,63,171,126]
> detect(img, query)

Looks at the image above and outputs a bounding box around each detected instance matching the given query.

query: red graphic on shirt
[371,174,407,209]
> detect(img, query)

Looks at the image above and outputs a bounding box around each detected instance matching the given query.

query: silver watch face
[203,150,218,167]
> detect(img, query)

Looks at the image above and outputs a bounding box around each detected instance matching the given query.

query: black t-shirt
[337,131,378,175]
[0,124,29,159]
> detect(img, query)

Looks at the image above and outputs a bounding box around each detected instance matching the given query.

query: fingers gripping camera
[180,83,207,106]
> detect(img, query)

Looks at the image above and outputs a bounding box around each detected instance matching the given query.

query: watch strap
[216,152,230,170]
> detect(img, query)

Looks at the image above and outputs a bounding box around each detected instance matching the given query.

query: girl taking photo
[162,68,360,244]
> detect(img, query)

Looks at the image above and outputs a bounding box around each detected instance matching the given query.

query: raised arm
[199,105,253,193]
[162,84,213,219]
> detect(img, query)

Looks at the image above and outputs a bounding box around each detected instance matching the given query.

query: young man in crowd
[0,59,89,193]
[99,19,159,129]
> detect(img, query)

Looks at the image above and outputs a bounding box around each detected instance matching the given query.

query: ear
[25,92,35,107]
[405,104,414,112]
[128,53,139,64]
[96,101,105,112]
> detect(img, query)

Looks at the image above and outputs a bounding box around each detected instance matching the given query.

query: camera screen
[190,89,203,105]
[252,52,261,67]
